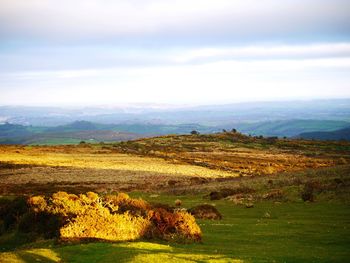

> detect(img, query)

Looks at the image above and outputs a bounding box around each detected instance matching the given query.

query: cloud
[0,1,349,105]
[0,0,349,43]
[1,57,350,106]
[1,42,350,72]
[173,43,350,63]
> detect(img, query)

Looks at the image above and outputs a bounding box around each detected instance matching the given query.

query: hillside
[1,132,350,262]
[298,126,350,141]
[46,120,115,132]
[0,121,217,145]
[234,119,350,137]
[0,122,144,145]
[1,131,349,195]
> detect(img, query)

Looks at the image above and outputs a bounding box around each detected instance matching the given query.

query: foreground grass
[1,194,349,263]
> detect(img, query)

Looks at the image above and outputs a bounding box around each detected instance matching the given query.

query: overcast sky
[0,0,350,106]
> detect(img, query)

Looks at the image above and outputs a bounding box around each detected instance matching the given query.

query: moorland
[0,131,350,262]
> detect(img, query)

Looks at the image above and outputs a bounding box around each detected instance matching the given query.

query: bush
[174,199,182,206]
[148,208,201,242]
[25,191,201,243]
[301,183,315,202]
[208,187,255,200]
[104,193,151,217]
[262,189,284,200]
[208,191,223,200]
[60,209,150,242]
[0,197,28,231]
[18,211,62,239]
[188,204,222,220]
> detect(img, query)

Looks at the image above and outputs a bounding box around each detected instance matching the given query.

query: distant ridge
[2,118,350,144]
[235,119,350,137]
[297,126,350,141]
[46,121,114,132]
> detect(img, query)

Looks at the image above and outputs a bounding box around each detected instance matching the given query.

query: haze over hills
[236,119,350,137]
[298,126,350,141]
[1,99,350,127]
[1,118,350,145]
[1,99,350,144]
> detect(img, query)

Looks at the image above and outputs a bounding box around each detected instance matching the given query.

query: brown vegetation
[0,132,349,196]
[113,132,347,176]
[188,204,222,220]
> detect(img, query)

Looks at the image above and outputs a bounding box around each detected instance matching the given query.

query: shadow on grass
[53,241,240,263]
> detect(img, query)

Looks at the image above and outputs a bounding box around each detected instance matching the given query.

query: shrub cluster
[301,182,315,202]
[0,197,28,234]
[262,189,284,200]
[26,192,201,243]
[208,187,255,200]
[188,204,222,220]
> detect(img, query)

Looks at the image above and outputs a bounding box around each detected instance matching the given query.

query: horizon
[1,1,350,106]
[1,97,350,109]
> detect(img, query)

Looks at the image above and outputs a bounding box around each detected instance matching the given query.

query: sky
[0,0,350,106]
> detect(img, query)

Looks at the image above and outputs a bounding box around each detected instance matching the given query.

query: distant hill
[235,119,350,137]
[0,121,215,145]
[46,121,115,132]
[1,99,350,126]
[0,122,144,145]
[297,126,350,141]
[1,118,350,145]
[46,121,215,135]
[24,130,143,145]
[0,123,33,138]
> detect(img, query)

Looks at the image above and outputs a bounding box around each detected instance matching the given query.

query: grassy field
[0,133,349,262]
[1,193,349,262]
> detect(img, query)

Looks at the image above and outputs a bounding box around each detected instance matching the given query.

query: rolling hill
[2,118,350,144]
[298,126,350,141]
[234,119,350,137]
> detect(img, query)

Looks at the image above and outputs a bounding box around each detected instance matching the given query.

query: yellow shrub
[60,210,151,242]
[26,191,202,243]
[27,195,47,213]
[173,211,202,242]
[148,208,202,242]
[104,194,151,216]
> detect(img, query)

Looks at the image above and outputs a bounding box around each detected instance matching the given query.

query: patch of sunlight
[0,252,25,263]
[0,152,234,177]
[131,252,243,263]
[23,248,61,262]
[114,241,173,251]
[114,242,242,263]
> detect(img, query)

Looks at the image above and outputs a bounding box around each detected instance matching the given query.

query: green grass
[1,193,350,263]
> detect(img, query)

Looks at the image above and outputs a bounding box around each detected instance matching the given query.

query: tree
[190,130,199,135]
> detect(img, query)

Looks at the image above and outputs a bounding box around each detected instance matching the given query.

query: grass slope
[1,195,349,262]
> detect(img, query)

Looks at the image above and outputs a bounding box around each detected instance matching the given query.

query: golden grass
[0,147,233,178]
